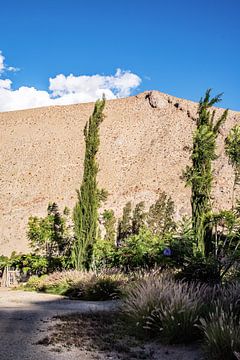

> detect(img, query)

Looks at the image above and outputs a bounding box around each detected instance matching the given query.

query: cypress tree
[184,89,228,256]
[225,125,240,208]
[72,97,105,270]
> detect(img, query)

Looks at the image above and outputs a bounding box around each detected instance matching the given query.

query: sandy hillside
[0,91,239,255]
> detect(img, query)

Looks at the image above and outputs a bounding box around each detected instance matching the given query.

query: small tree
[116,202,132,246]
[27,202,71,260]
[225,125,240,208]
[72,97,105,270]
[102,209,116,243]
[184,89,228,256]
[147,192,175,238]
[132,201,146,235]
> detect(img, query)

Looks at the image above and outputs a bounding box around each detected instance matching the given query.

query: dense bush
[24,274,47,291]
[176,254,221,283]
[94,227,173,270]
[93,238,116,269]
[0,255,9,273]
[27,203,73,259]
[115,228,168,269]
[5,253,70,277]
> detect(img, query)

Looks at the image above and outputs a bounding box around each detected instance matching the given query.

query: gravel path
[0,288,116,360]
[0,289,203,360]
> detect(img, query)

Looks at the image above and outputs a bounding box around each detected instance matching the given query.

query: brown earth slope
[0,91,239,255]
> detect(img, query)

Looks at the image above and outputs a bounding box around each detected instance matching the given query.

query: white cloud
[0,79,12,89]
[0,51,141,112]
[0,51,19,74]
[8,66,20,73]
[0,52,5,73]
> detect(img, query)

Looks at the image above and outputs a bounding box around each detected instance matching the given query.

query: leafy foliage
[116,201,132,246]
[27,202,72,262]
[132,201,147,235]
[115,227,167,270]
[93,237,116,269]
[147,192,175,238]
[102,209,116,243]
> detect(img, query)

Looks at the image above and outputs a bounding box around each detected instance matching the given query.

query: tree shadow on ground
[0,293,117,360]
[0,293,202,360]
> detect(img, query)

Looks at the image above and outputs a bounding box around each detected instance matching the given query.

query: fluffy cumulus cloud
[0,52,141,112]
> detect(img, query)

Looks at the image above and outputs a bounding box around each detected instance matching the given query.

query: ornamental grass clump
[83,272,127,301]
[217,282,240,320]
[199,306,240,360]
[122,272,207,343]
[25,269,127,300]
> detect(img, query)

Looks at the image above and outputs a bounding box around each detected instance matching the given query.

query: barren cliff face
[0,91,239,255]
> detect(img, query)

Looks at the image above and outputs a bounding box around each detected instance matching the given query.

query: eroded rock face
[0,91,239,255]
[145,91,168,109]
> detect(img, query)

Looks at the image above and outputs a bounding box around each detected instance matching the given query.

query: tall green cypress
[72,97,105,270]
[184,90,228,256]
[225,125,240,208]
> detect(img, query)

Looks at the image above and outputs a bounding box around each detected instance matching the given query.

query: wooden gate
[1,267,18,287]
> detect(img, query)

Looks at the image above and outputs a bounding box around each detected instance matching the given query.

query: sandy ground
[0,288,204,360]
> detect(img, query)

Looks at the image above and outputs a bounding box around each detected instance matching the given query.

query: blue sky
[0,0,239,111]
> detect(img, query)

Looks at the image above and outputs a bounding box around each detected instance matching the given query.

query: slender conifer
[72,97,105,270]
[184,89,228,256]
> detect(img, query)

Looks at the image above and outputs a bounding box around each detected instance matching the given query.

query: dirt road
[0,288,115,360]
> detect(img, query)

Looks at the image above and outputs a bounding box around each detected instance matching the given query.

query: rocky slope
[0,91,239,255]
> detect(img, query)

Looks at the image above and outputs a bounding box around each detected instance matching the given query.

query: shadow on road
[0,290,117,360]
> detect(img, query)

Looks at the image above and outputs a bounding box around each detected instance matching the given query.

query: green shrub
[24,275,46,291]
[7,254,63,276]
[93,227,171,270]
[93,238,116,269]
[200,307,240,360]
[176,254,221,283]
[116,228,168,270]
[0,255,9,272]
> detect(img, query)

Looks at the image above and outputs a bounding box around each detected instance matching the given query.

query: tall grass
[200,306,240,360]
[122,272,207,343]
[122,271,240,357]
[25,269,128,300]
